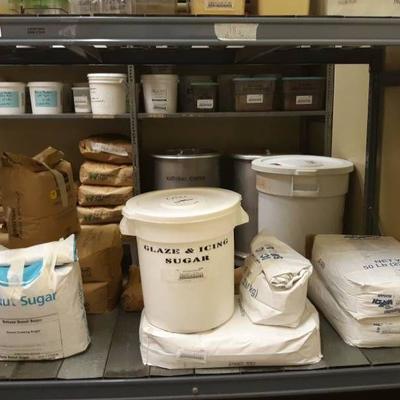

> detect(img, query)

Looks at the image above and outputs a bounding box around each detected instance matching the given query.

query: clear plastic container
[99,0,130,14]
[132,0,176,14]
[179,75,214,112]
[23,0,69,14]
[188,82,219,113]
[233,76,278,112]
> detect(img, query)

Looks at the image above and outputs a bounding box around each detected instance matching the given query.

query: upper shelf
[1,16,400,47]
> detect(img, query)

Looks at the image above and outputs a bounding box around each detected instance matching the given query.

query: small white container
[0,82,26,115]
[72,84,92,113]
[252,155,354,256]
[88,73,127,115]
[120,188,249,333]
[142,74,178,114]
[28,82,63,115]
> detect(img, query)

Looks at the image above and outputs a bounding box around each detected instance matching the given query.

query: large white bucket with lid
[0,82,26,115]
[142,74,178,114]
[252,155,354,256]
[28,82,63,114]
[88,73,127,115]
[120,188,249,333]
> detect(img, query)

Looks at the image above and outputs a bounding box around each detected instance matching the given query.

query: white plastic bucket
[88,73,127,115]
[252,155,354,256]
[28,82,63,114]
[0,82,26,115]
[142,74,178,114]
[72,84,92,113]
[120,188,249,333]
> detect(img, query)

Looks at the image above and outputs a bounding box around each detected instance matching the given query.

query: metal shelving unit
[0,113,130,119]
[0,15,393,400]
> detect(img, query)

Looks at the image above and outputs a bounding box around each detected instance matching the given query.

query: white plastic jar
[28,82,63,114]
[72,84,92,113]
[0,82,26,115]
[120,188,249,333]
[252,155,354,255]
[88,73,127,115]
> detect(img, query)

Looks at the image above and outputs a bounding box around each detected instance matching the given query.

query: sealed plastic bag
[240,233,312,327]
[309,271,400,348]
[0,236,90,360]
[140,297,321,369]
[312,235,400,320]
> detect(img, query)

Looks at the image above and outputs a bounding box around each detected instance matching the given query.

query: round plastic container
[72,84,91,113]
[28,82,63,115]
[142,74,178,114]
[252,155,354,256]
[0,82,26,115]
[88,73,127,115]
[120,188,249,333]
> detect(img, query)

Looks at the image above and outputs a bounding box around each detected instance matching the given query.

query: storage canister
[120,187,249,333]
[188,82,218,112]
[231,152,270,258]
[179,75,214,112]
[191,0,245,15]
[152,149,220,190]
[99,0,131,13]
[250,0,310,15]
[23,0,70,14]
[233,76,278,112]
[88,73,127,115]
[282,77,325,111]
[132,0,177,14]
[0,82,26,115]
[252,155,354,256]
[28,81,63,114]
[142,74,178,114]
[72,83,91,113]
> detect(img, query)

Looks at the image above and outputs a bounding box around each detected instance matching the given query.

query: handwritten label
[214,24,258,41]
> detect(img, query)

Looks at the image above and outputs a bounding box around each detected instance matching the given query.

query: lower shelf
[1,309,400,399]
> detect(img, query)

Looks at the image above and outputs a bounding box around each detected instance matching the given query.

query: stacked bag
[309,235,400,348]
[77,134,134,314]
[140,232,322,369]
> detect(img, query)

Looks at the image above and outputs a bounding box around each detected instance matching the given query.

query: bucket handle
[291,176,320,197]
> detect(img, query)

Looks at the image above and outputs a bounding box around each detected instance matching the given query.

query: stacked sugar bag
[309,235,400,347]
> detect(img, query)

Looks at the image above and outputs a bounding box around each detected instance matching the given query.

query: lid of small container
[88,73,127,80]
[231,150,271,161]
[233,75,278,82]
[152,148,220,160]
[282,77,326,81]
[27,81,63,87]
[190,82,219,86]
[252,155,354,176]
[73,82,89,88]
[0,82,26,88]
[122,188,242,224]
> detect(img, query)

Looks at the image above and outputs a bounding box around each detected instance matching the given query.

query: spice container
[282,77,326,111]
[152,148,221,190]
[191,0,245,15]
[179,75,214,112]
[132,0,176,14]
[187,81,218,113]
[23,0,69,14]
[233,76,278,112]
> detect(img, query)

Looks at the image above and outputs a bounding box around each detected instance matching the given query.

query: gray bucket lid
[152,148,220,160]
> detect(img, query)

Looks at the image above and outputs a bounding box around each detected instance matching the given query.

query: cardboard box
[77,224,123,284]
[312,0,400,16]
[251,0,310,15]
[83,280,121,314]
[0,147,80,248]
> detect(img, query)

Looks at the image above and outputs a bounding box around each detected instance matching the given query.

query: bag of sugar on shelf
[240,232,312,327]
[0,235,90,361]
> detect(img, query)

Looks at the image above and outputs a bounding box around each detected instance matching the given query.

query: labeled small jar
[0,82,26,115]
[72,83,92,113]
[28,82,63,115]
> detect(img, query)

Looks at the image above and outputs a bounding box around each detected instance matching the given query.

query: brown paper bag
[80,161,134,187]
[121,266,144,312]
[0,147,80,248]
[78,185,133,207]
[77,205,123,225]
[83,280,121,314]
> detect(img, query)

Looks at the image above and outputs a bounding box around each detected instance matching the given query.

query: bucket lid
[88,73,127,80]
[282,77,326,81]
[27,82,63,87]
[233,75,278,82]
[231,150,271,161]
[122,188,242,224]
[152,148,220,160]
[252,155,354,176]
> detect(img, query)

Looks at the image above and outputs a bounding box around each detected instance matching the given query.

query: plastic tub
[282,77,326,111]
[233,76,278,112]
[252,155,354,256]
[0,82,26,115]
[88,73,127,115]
[142,74,178,114]
[23,0,69,14]
[28,82,63,115]
[187,82,218,112]
[191,0,245,15]
[72,84,92,113]
[132,0,176,14]
[250,0,309,15]
[152,149,221,190]
[120,188,249,333]
[179,75,214,112]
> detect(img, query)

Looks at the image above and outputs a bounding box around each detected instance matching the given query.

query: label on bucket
[197,99,214,110]
[206,0,234,9]
[74,96,89,106]
[151,87,168,112]
[247,94,264,104]
[296,95,313,105]
[0,91,20,108]
[34,90,58,108]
